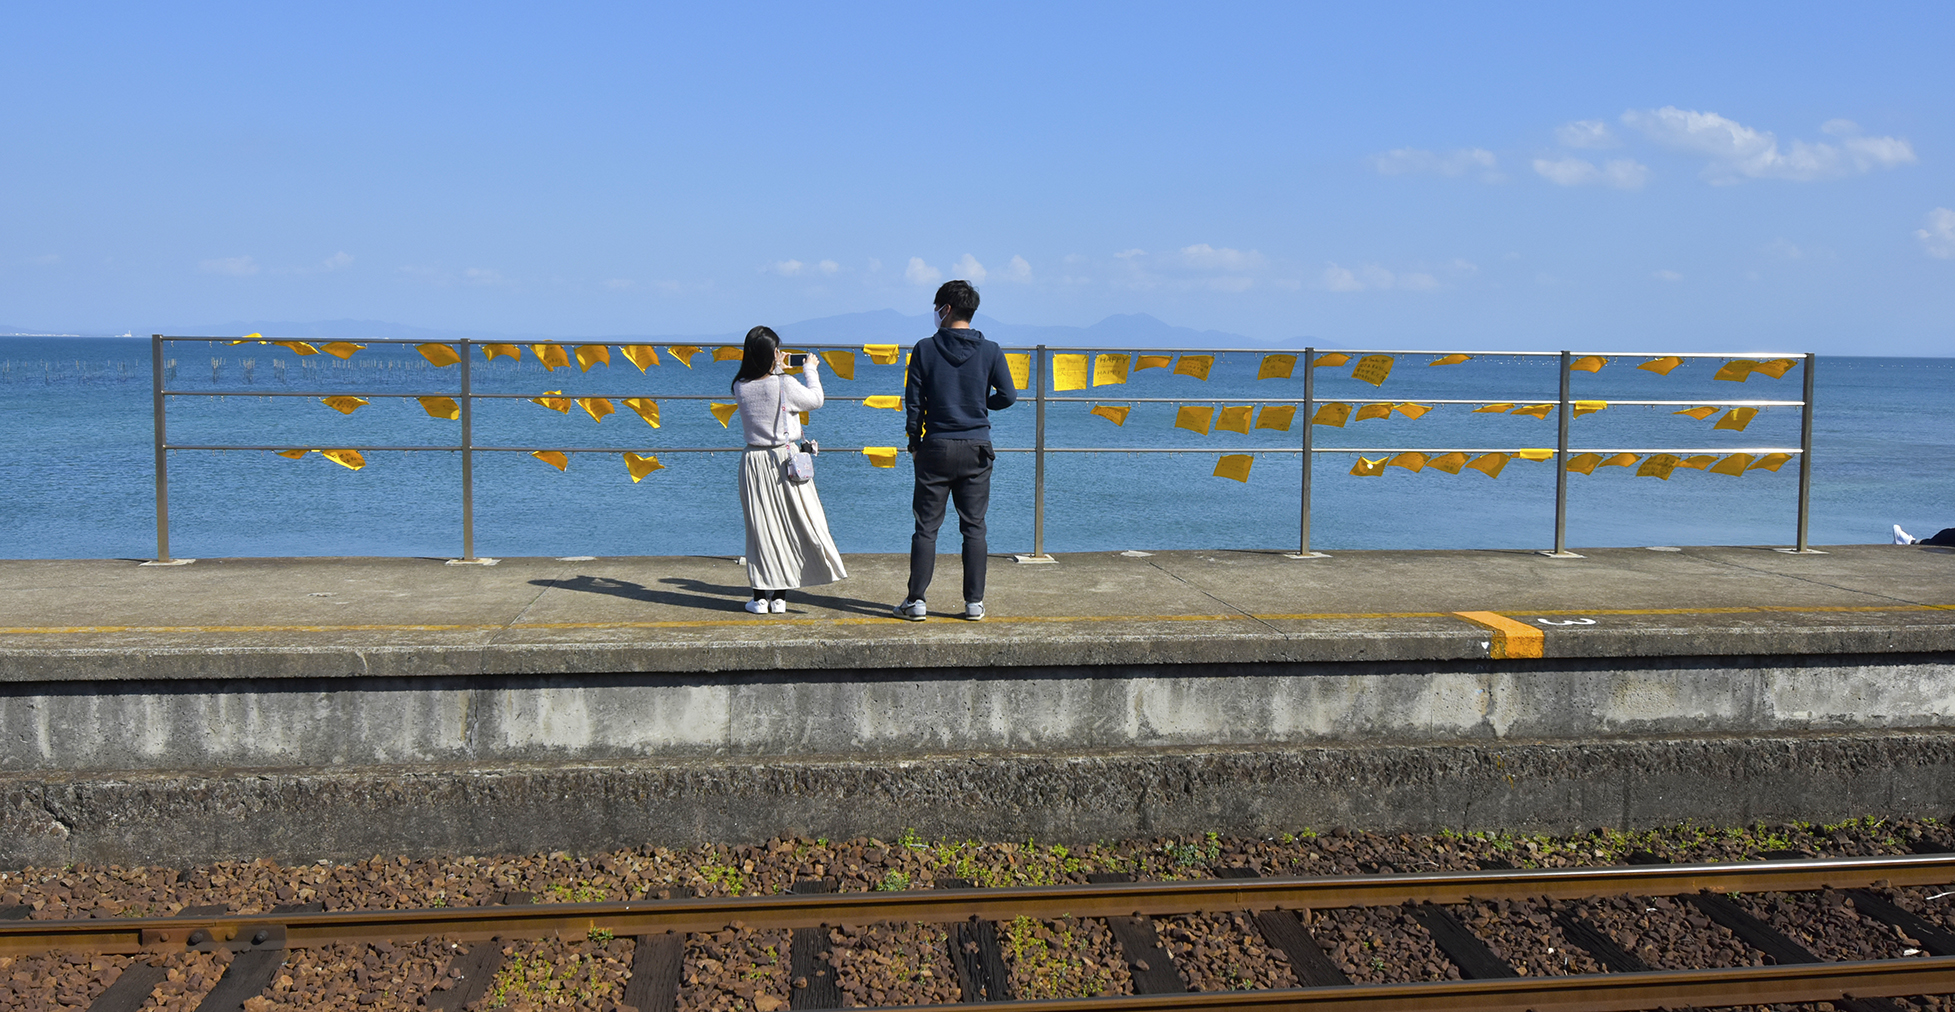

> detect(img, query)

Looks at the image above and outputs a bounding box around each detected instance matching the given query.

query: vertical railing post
[1796,352,1816,552]
[151,334,171,563]
[1299,347,1315,556]
[1551,349,1573,557]
[1033,345,1047,558]
[460,339,476,561]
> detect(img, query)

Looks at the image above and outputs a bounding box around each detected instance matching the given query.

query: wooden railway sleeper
[621,885,694,1012]
[1213,866,1350,988]
[426,891,531,1012]
[1087,872,1191,994]
[940,877,1013,1003]
[789,878,844,1010]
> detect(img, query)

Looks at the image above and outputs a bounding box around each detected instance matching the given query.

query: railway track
[4,852,1954,1011]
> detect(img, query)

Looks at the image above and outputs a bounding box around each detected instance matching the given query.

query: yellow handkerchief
[862,446,899,468]
[482,344,521,362]
[1394,402,1432,419]
[623,452,664,482]
[1254,405,1295,430]
[1510,403,1554,419]
[1714,359,1761,382]
[1175,405,1214,434]
[321,342,365,360]
[863,344,900,365]
[530,391,572,413]
[1313,352,1351,368]
[621,397,660,427]
[235,333,263,343]
[1349,455,1386,476]
[1474,403,1513,414]
[709,402,738,427]
[1136,354,1172,371]
[667,345,702,368]
[1351,354,1394,386]
[1600,453,1641,468]
[275,448,308,459]
[1750,358,1797,378]
[1052,354,1089,391]
[1090,404,1130,426]
[1637,453,1681,479]
[1354,403,1393,421]
[417,343,461,367]
[578,397,615,423]
[1215,405,1253,434]
[1639,356,1682,375]
[1174,354,1213,380]
[1673,406,1718,420]
[1516,448,1554,461]
[318,449,366,470]
[1428,354,1470,366]
[1565,453,1602,474]
[863,395,903,410]
[1257,354,1296,380]
[1573,400,1607,417]
[532,450,569,471]
[619,345,660,371]
[531,344,570,370]
[1427,452,1468,474]
[821,350,856,380]
[1466,453,1510,478]
[1709,453,1752,476]
[1311,402,1352,427]
[272,340,320,356]
[1213,454,1253,482]
[1093,353,1131,386]
[1388,452,1428,472]
[418,396,460,420]
[712,346,744,362]
[575,345,611,371]
[1679,455,1716,470]
[1748,452,1793,472]
[321,396,368,415]
[1005,353,1030,390]
[1570,355,1606,373]
[1712,407,1758,431]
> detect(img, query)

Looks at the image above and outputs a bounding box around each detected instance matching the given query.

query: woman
[731,326,848,614]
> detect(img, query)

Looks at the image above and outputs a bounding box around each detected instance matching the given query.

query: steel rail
[4,854,1949,957]
[854,957,1955,1012]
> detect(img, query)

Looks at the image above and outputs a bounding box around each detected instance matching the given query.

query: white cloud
[1178,243,1264,271]
[321,252,353,271]
[951,254,987,283]
[1556,120,1619,149]
[1322,266,1364,292]
[200,255,259,276]
[1371,147,1501,181]
[817,259,840,274]
[999,255,1032,282]
[1653,269,1683,282]
[1918,208,1955,258]
[464,267,512,288]
[1320,263,1430,292]
[904,257,942,287]
[769,259,805,276]
[1398,272,1439,290]
[1622,106,1916,183]
[1533,156,1649,189]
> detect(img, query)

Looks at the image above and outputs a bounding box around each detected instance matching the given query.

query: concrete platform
[1,544,1951,865]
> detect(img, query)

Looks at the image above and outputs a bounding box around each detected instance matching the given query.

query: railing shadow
[532,575,894,617]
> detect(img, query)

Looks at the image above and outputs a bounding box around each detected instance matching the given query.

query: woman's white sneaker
[744,599,770,615]
[770,597,786,613]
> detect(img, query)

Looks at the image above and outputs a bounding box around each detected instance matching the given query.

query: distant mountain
[161,310,1278,349]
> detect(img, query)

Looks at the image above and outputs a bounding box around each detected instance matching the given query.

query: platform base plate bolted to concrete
[1774,548,1830,554]
[1537,550,1586,559]
[139,558,197,566]
[1011,554,1058,564]
[1284,552,1332,559]
[444,558,499,566]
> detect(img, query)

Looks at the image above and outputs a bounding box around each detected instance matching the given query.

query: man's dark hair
[933,280,980,323]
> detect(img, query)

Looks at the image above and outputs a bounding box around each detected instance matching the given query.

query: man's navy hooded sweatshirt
[904,327,1018,442]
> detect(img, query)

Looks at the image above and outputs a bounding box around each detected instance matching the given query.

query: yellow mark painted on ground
[1453,611,1545,659]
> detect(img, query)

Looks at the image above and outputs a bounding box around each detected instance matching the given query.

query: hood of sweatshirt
[930,326,985,366]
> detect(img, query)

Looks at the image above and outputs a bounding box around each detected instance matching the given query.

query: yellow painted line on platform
[0,603,1949,637]
[1453,611,1545,659]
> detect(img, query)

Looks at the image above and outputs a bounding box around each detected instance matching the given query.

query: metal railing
[149,336,1815,562]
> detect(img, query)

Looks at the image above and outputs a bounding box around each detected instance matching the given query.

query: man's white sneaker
[963,601,985,621]
[770,597,786,613]
[744,599,770,615]
[894,599,927,621]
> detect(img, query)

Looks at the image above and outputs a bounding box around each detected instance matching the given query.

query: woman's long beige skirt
[740,444,848,590]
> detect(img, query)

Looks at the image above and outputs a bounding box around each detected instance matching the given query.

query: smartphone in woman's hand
[784,353,808,368]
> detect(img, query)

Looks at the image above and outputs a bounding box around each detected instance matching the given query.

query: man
[894,279,1018,621]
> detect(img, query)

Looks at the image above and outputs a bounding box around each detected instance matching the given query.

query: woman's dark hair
[731,326,780,393]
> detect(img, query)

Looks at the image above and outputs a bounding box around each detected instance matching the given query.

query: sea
[1,335,1948,560]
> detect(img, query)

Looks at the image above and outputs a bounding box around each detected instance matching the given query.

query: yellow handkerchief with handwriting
[1351,354,1394,386]
[576,345,611,371]
[318,449,366,470]
[1713,407,1758,431]
[578,397,615,423]
[482,344,521,362]
[321,396,368,415]
[1311,402,1351,427]
[1466,453,1510,478]
[821,350,856,380]
[1427,452,1467,474]
[1394,402,1432,420]
[531,344,570,370]
[1215,405,1252,434]
[1565,453,1602,474]
[1637,454,1681,479]
[1354,403,1392,421]
[1257,354,1296,380]
[1005,353,1030,391]
[1135,354,1172,371]
[417,343,461,367]
[1709,453,1752,476]
[1388,452,1428,472]
[1254,405,1295,431]
[530,391,572,414]
[621,397,660,427]
[418,396,460,420]
[1052,353,1089,391]
[667,345,702,368]
[619,345,660,371]
[1175,405,1214,434]
[1090,404,1130,426]
[1093,354,1130,386]
[1173,354,1213,380]
[1213,454,1253,483]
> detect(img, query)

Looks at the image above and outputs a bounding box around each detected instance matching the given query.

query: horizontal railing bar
[163,390,460,399]
[158,390,1808,407]
[163,444,1805,455]
[165,444,465,452]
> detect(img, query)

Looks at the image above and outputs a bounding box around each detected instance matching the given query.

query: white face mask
[933,305,947,327]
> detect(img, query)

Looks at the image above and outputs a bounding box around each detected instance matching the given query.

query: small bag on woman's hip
[776,379,815,484]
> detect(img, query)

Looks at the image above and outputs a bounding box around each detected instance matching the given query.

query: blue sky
[4,2,1951,353]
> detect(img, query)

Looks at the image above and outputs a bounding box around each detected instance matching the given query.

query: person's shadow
[532,575,894,617]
